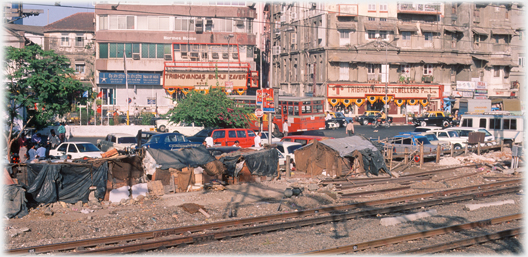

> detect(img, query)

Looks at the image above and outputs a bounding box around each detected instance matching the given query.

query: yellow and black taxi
[356,111,392,126]
[412,111,456,128]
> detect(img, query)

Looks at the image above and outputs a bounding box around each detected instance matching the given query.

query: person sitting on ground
[27,143,37,163]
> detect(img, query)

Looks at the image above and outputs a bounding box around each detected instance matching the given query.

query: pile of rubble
[438,148,513,166]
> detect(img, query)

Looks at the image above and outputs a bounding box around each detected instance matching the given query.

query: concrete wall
[38,125,155,138]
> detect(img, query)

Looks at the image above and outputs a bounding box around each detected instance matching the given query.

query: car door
[67,143,79,158]
[236,130,249,147]
[212,130,226,146]
[55,143,68,156]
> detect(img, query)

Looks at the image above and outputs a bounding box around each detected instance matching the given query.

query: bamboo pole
[389,144,393,171]
[286,155,291,178]
[450,143,454,157]
[435,144,441,163]
[404,147,408,165]
[465,144,468,155]
[477,143,481,155]
[500,139,504,152]
[419,143,424,168]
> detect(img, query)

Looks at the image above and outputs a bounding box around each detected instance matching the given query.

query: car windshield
[287,144,303,153]
[335,112,344,118]
[415,137,431,145]
[118,137,137,144]
[414,128,429,132]
[448,131,459,137]
[478,129,492,136]
[261,133,268,139]
[76,143,101,152]
[421,112,431,117]
[424,134,438,141]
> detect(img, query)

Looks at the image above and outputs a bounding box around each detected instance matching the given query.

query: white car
[413,126,442,133]
[97,133,137,153]
[424,130,468,150]
[155,119,204,136]
[275,141,303,170]
[260,131,281,145]
[50,142,104,159]
[445,127,496,146]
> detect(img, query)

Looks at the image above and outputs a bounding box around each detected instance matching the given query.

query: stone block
[380,209,437,226]
[464,200,515,211]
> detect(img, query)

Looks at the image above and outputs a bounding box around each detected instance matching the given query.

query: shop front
[327,83,444,123]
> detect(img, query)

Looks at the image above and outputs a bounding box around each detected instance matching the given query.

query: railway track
[8,179,521,254]
[302,213,522,255]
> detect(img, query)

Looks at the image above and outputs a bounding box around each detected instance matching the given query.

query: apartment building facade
[269,2,522,123]
[94,2,258,116]
[43,12,95,91]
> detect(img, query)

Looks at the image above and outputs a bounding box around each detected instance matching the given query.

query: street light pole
[224,34,234,93]
[385,45,388,115]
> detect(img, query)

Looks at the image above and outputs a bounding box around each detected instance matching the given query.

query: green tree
[4,44,88,160]
[166,87,252,128]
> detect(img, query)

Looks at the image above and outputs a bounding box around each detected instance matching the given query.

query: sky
[20,1,94,26]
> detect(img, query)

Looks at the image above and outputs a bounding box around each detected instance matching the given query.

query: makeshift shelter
[294,136,390,177]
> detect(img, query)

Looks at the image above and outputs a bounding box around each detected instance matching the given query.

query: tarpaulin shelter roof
[146,146,216,170]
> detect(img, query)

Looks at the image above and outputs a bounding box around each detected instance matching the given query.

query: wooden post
[465,144,468,155]
[286,155,291,178]
[404,147,409,165]
[389,144,393,171]
[435,144,441,163]
[419,143,424,168]
[378,136,380,143]
[500,139,504,152]
[450,143,454,157]
[477,143,481,155]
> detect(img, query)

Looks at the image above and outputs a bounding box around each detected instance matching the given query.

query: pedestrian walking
[65,123,71,141]
[48,130,60,149]
[31,133,42,144]
[254,131,261,147]
[57,123,66,143]
[205,133,214,148]
[346,120,355,136]
[19,143,28,163]
[283,120,289,137]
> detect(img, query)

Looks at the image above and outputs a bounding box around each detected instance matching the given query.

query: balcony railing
[397,3,441,13]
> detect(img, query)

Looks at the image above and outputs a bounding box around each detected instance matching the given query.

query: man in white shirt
[204,132,214,147]
[254,132,261,147]
[283,120,289,136]
[325,111,332,121]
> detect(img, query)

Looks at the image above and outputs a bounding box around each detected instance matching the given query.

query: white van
[458,112,524,144]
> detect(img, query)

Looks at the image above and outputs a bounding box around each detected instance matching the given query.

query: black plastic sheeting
[25,162,108,204]
[219,148,279,177]
[5,184,29,219]
[147,146,216,170]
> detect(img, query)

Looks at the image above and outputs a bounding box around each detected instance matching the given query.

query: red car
[211,128,256,148]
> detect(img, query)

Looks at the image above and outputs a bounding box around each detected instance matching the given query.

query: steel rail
[8,179,521,254]
[75,186,521,254]
[340,186,411,198]
[400,227,522,254]
[302,214,522,255]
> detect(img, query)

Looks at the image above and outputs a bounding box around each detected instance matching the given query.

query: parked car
[207,146,241,157]
[387,134,446,160]
[139,131,161,145]
[186,128,219,144]
[445,127,496,145]
[280,135,334,146]
[355,111,393,126]
[275,141,303,170]
[413,126,443,133]
[154,119,204,136]
[260,131,281,145]
[419,133,450,148]
[412,111,455,128]
[97,133,137,153]
[142,132,202,150]
[423,129,467,150]
[50,142,104,159]
[211,128,257,148]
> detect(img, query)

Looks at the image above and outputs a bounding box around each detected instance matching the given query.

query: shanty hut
[294,136,390,177]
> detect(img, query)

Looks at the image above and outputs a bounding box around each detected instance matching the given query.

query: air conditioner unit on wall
[132,53,140,60]
[232,53,238,59]
[222,53,229,59]
[273,46,280,55]
[212,52,219,59]
[181,52,188,59]
[236,20,244,26]
[164,54,172,61]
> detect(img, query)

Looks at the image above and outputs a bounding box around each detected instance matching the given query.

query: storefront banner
[474,96,487,100]
[462,91,474,98]
[452,91,463,97]
[327,84,441,98]
[99,72,161,85]
[474,89,488,94]
[475,81,487,89]
[456,81,476,91]
[164,70,248,89]
[442,91,451,97]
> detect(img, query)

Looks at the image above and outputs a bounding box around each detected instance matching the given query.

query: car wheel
[420,121,427,127]
[442,120,450,128]
[454,144,462,150]
[159,125,166,132]
[362,120,369,126]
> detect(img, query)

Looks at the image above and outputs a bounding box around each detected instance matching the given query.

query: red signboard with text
[262,88,275,112]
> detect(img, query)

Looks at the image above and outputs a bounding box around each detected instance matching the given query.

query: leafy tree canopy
[4,44,89,130]
[166,87,252,128]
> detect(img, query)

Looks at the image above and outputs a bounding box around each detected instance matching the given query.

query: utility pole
[224,34,234,93]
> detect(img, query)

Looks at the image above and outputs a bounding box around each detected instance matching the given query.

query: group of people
[17,123,71,163]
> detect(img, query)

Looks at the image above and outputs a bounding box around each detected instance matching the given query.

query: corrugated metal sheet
[486,58,518,67]
[336,22,356,30]
[491,28,515,35]
[444,26,464,33]
[398,24,418,32]
[420,24,442,33]
[364,22,396,32]
[472,27,489,35]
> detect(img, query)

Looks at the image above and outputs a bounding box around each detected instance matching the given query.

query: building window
[61,34,70,46]
[75,64,85,74]
[424,32,433,41]
[99,15,108,30]
[101,88,116,106]
[494,66,500,77]
[109,15,135,30]
[75,34,84,47]
[401,64,410,75]
[212,18,233,32]
[503,119,517,130]
[368,30,376,39]
[423,64,433,75]
[368,17,375,21]
[379,31,387,39]
[494,35,500,44]
[380,18,386,21]
[175,17,195,31]
[367,64,377,74]
[402,31,411,40]
[138,16,169,31]
[380,4,388,12]
[519,57,524,67]
[519,31,523,41]
[368,4,376,11]
[339,62,349,81]
[339,30,350,46]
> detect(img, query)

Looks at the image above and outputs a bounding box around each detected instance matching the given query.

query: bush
[139,112,154,125]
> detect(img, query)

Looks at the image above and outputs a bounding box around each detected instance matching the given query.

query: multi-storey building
[43,12,96,91]
[269,2,523,123]
[94,2,258,116]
